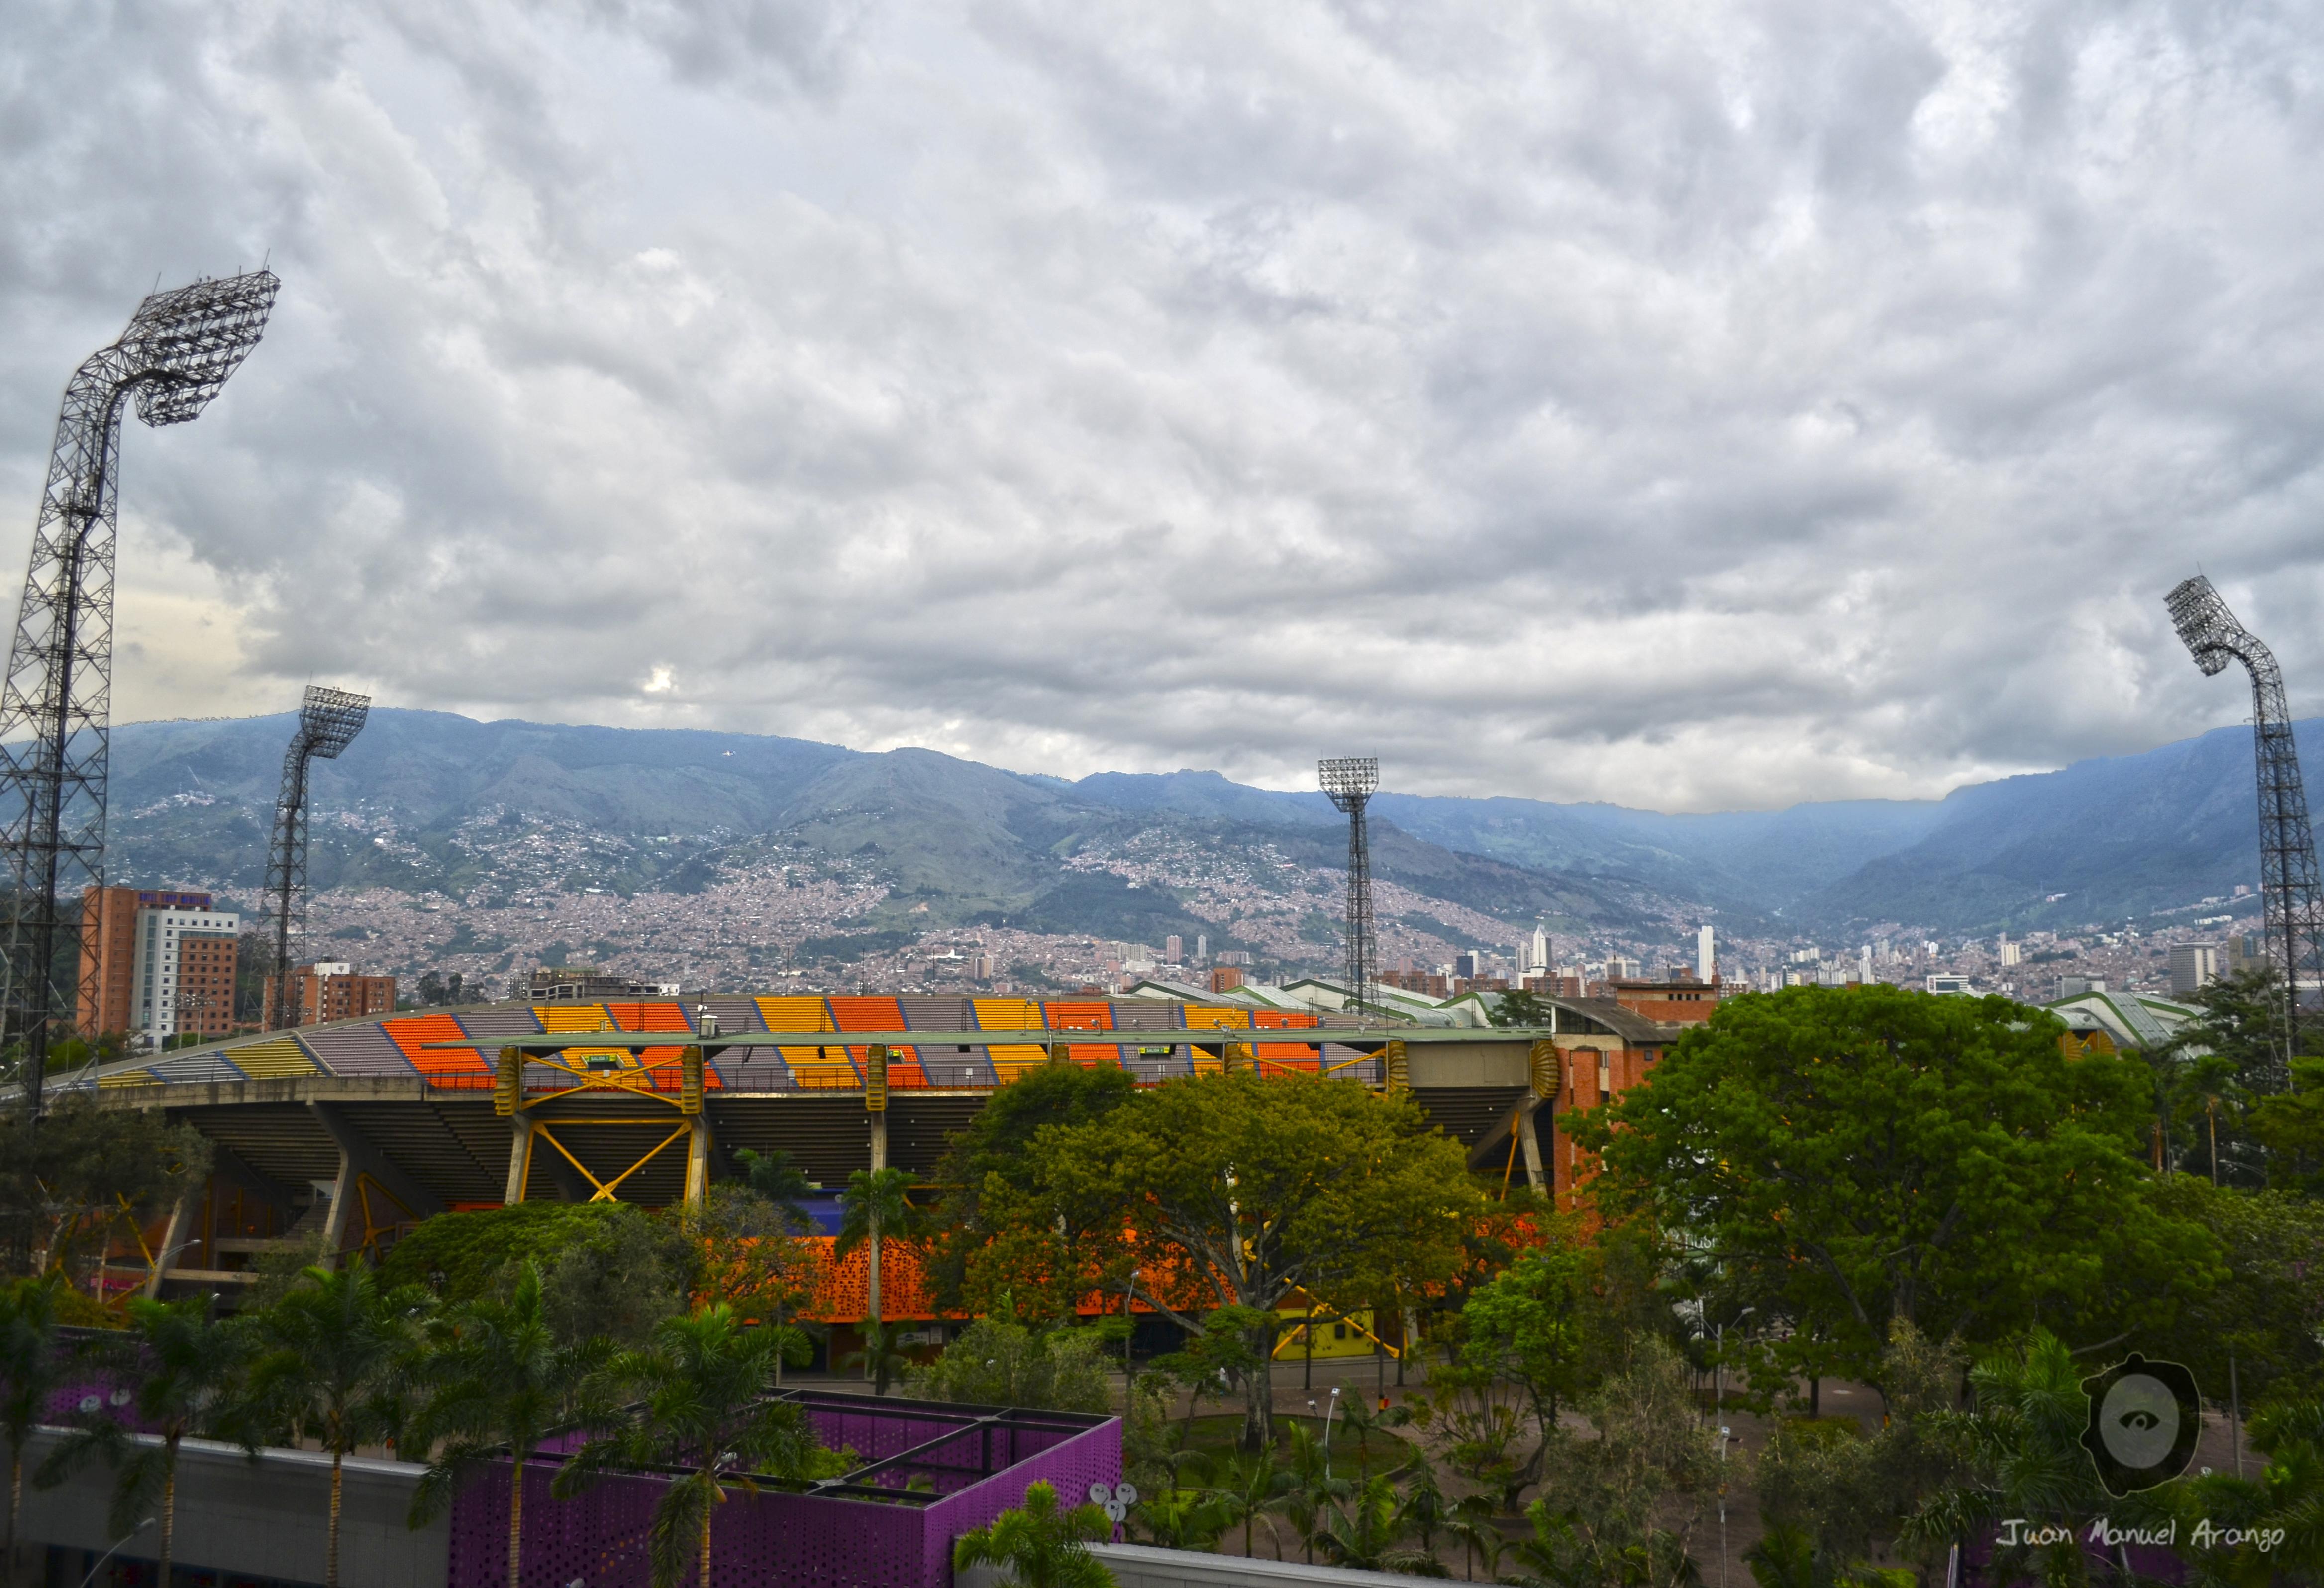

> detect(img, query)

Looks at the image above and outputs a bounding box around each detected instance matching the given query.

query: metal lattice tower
[265,686,370,1031]
[2167,574,2324,1081]
[0,271,278,1112]
[1319,756,1380,1021]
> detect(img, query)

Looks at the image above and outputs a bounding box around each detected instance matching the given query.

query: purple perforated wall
[446,1407,1120,1588]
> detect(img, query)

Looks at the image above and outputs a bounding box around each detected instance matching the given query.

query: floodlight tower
[2166,574,2324,1082]
[265,687,371,1031]
[0,270,279,1112]
[1319,756,1380,1021]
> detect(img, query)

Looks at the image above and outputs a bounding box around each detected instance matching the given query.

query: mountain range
[94,709,2301,946]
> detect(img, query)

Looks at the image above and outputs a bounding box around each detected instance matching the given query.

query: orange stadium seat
[830,994,923,1089]
[1044,1000,1122,1066]
[1253,1010,1324,1074]
[384,1013,491,1079]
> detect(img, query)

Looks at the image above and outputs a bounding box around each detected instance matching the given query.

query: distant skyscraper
[1696,924,1715,982]
[1858,945,1873,982]
[1196,933,1208,963]
[2168,943,2220,996]
[1165,934,1183,963]
[1526,925,1551,976]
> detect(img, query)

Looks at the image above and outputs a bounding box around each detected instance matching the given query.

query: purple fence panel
[919,1418,1123,1583]
[448,1400,1121,1588]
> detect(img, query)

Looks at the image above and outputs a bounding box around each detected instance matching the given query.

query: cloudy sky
[4,0,2322,811]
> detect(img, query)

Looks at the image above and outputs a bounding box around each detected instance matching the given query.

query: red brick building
[263,961,397,1027]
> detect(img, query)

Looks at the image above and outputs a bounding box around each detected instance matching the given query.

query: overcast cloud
[3,0,2322,811]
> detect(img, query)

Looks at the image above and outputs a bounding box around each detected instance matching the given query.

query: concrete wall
[1403,1041,1530,1088]
[20,1429,447,1588]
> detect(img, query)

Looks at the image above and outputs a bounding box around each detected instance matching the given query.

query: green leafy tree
[686,1184,820,1383]
[953,1479,1115,1588]
[927,1064,1136,1310]
[1506,1338,1718,1588]
[377,1202,677,1316]
[406,1263,613,1588]
[1749,1322,1965,1582]
[1492,990,1556,1027]
[907,1305,1113,1412]
[245,1262,433,1588]
[2136,1398,2324,1586]
[2143,1179,2324,1408]
[1446,1493,1510,1582]
[0,1096,210,1282]
[35,1294,251,1586]
[1450,1215,1617,1490]
[0,1276,65,1581]
[729,1146,817,1231]
[974,1071,1477,1449]
[555,1304,833,1588]
[1145,1304,1269,1440]
[1580,985,2222,1392]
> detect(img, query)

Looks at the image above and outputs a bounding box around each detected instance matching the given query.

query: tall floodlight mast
[0,271,279,1112]
[265,687,371,1031]
[2166,574,2324,1083]
[1319,757,1380,1021]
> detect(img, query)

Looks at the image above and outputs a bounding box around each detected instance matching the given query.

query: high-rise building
[1526,926,1551,977]
[1696,924,1715,983]
[1195,934,1208,963]
[1998,934,2020,967]
[1164,935,1183,963]
[2167,943,2220,997]
[1454,951,1480,979]
[78,886,240,1045]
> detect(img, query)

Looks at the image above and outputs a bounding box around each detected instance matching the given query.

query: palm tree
[1315,1471,1437,1573]
[1210,1448,1288,1559]
[953,1479,1114,1588]
[836,1166,914,1382]
[0,1277,64,1583]
[245,1262,432,1588]
[552,1304,823,1588]
[840,1318,913,1397]
[1444,1494,1509,1582]
[1272,1424,1353,1565]
[36,1294,248,1585]
[407,1263,612,1588]
[1904,1328,2109,1588]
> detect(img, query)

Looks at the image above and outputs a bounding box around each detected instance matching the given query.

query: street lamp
[1122,1266,1140,1421]
[78,1517,156,1588]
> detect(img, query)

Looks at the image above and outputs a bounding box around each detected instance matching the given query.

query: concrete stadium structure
[51,991,1683,1305]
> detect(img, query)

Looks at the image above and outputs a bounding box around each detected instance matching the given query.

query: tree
[1145,1305,1269,1440]
[836,1166,920,1380]
[1903,1329,2113,1588]
[1315,1471,1438,1574]
[0,1277,65,1582]
[245,1262,432,1588]
[1492,990,1555,1028]
[729,1146,817,1231]
[2142,1179,2324,1409]
[1752,1322,1966,1584]
[1506,1339,1718,1588]
[907,1306,1113,1412]
[1209,1449,1288,1559]
[378,1202,675,1313]
[1580,985,2222,1391]
[953,1479,1115,1588]
[1273,1424,1352,1564]
[0,1096,210,1282]
[686,1185,821,1383]
[975,1071,1478,1449]
[36,1294,251,1586]
[406,1263,613,1588]
[1448,1214,1621,1492]
[927,1063,1136,1310]
[553,1304,834,1588]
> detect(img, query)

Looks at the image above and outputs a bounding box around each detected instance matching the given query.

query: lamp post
[77,1517,155,1588]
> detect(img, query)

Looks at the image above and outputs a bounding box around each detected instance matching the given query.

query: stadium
[57,986,1677,1330]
